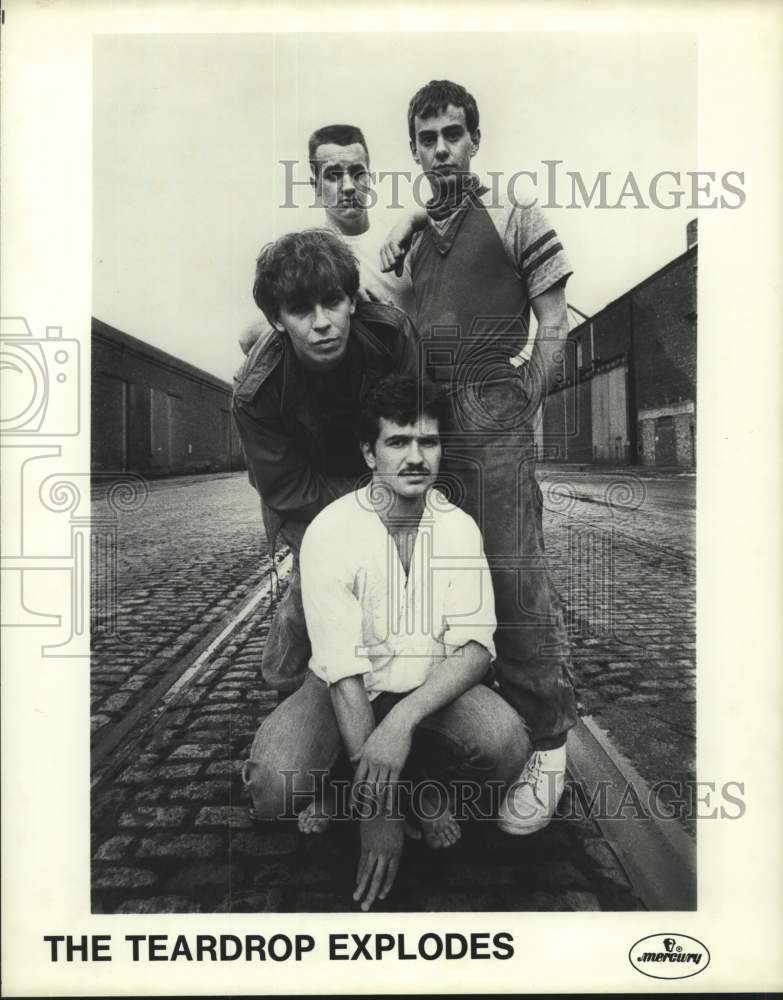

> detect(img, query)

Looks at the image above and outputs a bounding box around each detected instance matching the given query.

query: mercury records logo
[629,933,710,979]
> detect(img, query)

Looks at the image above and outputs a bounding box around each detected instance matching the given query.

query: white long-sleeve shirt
[300,485,497,697]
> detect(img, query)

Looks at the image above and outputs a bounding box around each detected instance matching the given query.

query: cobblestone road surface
[90,474,270,741]
[91,466,695,913]
[540,466,696,824]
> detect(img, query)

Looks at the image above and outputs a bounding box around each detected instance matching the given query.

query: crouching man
[243,375,530,911]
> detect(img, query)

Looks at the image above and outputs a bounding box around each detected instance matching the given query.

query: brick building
[92,318,244,476]
[540,221,697,468]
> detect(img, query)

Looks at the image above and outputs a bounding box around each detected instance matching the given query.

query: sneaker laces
[516,750,561,807]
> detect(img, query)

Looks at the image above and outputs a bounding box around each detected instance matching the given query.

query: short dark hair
[407,80,480,143]
[359,374,449,448]
[308,124,369,178]
[252,230,360,324]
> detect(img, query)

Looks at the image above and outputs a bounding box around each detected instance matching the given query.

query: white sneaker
[497,746,566,835]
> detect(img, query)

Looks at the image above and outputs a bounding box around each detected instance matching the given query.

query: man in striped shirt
[387,79,578,835]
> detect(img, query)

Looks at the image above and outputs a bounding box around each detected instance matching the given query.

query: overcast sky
[93,32,696,383]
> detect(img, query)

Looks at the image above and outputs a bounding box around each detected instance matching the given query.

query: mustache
[400,466,430,474]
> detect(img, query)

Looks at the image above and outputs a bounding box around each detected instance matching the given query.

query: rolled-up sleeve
[300,520,372,685]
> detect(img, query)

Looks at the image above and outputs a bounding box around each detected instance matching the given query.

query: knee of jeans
[484,713,531,782]
[242,758,322,820]
[241,759,291,820]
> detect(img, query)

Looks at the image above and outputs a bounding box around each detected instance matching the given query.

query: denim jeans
[439,376,578,749]
[242,672,530,822]
[260,518,311,693]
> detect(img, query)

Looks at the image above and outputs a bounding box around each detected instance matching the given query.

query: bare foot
[418,790,460,849]
[297,802,330,834]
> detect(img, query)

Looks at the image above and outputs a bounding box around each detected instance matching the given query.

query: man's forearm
[330,675,376,763]
[387,641,490,732]
[529,280,569,393]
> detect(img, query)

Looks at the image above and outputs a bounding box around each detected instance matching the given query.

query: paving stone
[206,760,242,777]
[229,831,298,858]
[165,862,245,893]
[207,690,242,702]
[245,690,279,706]
[195,806,253,829]
[599,684,631,698]
[163,780,232,802]
[91,787,132,822]
[92,866,158,889]
[101,692,135,712]
[119,676,149,692]
[168,744,221,761]
[136,834,221,860]
[155,762,203,780]
[93,835,136,861]
[118,806,188,828]
[182,729,231,742]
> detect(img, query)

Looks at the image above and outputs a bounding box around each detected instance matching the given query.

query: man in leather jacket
[233,229,418,693]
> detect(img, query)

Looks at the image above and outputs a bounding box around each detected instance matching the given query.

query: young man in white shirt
[243,375,530,911]
[239,123,415,358]
[308,123,415,314]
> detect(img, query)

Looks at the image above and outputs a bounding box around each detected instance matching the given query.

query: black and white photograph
[1,2,781,995]
[88,30,700,917]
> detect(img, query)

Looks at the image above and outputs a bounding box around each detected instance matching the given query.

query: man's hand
[352,712,413,810]
[380,221,413,276]
[354,814,405,911]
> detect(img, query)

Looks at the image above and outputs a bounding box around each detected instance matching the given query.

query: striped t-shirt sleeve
[485,195,573,299]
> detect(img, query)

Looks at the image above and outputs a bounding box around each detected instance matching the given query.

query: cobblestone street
[541,467,696,818]
[91,467,695,913]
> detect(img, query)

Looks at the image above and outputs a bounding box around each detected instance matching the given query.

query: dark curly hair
[359,374,449,448]
[252,229,360,324]
[407,79,480,143]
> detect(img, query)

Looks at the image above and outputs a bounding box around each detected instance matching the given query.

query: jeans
[242,672,530,822]
[260,518,311,692]
[440,376,578,749]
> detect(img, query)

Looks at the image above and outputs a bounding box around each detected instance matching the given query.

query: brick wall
[92,319,244,476]
[543,242,696,466]
[632,250,697,412]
